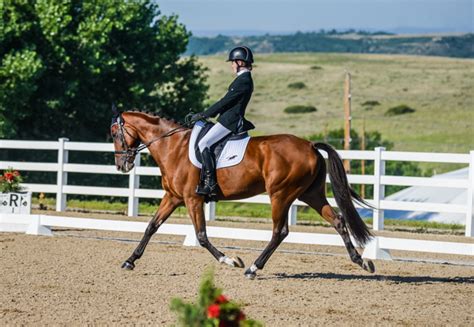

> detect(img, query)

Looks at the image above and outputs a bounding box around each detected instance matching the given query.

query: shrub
[287,82,306,89]
[171,269,262,327]
[284,105,317,114]
[310,65,323,70]
[361,100,381,107]
[385,104,416,116]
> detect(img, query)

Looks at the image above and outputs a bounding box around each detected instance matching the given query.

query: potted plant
[0,168,31,214]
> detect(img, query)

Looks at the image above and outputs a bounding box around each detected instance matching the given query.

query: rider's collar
[237,69,250,76]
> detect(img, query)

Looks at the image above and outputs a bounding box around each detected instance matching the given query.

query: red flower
[238,311,246,321]
[216,295,228,304]
[207,304,221,318]
[13,171,20,177]
[4,172,14,182]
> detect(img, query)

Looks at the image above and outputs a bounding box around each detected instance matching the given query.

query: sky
[157,0,473,36]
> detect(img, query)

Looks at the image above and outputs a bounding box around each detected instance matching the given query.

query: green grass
[199,53,474,168]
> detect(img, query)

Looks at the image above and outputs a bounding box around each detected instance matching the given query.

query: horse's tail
[313,142,373,246]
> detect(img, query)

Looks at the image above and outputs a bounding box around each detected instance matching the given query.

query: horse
[111,109,375,279]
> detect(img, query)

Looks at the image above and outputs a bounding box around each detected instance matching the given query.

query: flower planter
[0,192,32,214]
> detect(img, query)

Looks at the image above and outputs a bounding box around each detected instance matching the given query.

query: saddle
[194,122,249,164]
[188,121,251,170]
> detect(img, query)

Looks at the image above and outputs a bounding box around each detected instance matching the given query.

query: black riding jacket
[202,71,255,133]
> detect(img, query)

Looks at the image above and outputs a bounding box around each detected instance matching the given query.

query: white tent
[382,167,468,225]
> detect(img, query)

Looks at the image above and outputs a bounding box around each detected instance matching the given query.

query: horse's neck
[135,117,189,170]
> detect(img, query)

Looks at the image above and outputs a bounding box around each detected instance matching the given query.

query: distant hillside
[199,53,473,158]
[187,31,474,58]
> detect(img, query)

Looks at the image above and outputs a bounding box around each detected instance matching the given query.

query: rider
[192,46,255,198]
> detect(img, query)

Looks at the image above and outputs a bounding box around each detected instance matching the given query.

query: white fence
[1,213,472,260]
[0,138,473,238]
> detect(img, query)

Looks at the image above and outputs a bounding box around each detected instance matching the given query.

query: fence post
[205,202,216,221]
[288,204,297,225]
[127,154,141,217]
[56,138,69,212]
[373,147,386,231]
[466,151,474,237]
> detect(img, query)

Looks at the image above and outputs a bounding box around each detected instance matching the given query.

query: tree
[0,0,208,141]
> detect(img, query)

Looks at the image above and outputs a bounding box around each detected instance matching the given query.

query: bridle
[111,113,190,160]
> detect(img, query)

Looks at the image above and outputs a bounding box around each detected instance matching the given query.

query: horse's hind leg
[122,193,182,270]
[299,190,375,273]
[185,196,244,268]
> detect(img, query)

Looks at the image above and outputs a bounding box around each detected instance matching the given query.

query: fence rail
[1,214,472,259]
[1,138,473,237]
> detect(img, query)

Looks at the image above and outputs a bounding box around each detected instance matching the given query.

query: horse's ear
[111,103,121,124]
[112,103,119,118]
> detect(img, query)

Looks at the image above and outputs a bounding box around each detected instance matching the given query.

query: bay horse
[111,110,375,279]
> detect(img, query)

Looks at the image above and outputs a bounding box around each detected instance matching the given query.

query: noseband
[112,115,140,163]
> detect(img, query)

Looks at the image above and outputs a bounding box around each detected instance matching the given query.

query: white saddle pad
[188,121,251,169]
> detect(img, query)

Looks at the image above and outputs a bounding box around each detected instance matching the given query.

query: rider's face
[231,60,246,74]
[231,61,238,74]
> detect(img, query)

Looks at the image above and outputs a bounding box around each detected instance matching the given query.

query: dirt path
[1,215,473,326]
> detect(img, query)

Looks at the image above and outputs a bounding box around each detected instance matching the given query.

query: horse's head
[110,109,140,173]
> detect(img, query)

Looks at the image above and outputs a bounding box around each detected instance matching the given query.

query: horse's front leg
[244,195,290,279]
[122,193,182,270]
[185,196,244,268]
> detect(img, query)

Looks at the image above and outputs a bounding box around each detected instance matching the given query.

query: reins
[112,114,195,156]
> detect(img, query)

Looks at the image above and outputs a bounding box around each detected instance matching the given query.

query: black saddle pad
[194,121,249,164]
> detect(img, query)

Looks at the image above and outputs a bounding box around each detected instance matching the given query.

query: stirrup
[195,182,218,197]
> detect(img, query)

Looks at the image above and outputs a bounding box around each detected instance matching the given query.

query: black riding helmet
[227,46,254,64]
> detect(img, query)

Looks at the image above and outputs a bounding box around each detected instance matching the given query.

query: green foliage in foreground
[284,105,317,114]
[171,269,262,327]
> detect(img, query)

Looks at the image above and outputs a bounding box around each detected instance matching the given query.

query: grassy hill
[188,32,474,58]
[199,53,474,171]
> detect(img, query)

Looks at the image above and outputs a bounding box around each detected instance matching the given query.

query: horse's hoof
[232,256,245,268]
[244,267,256,280]
[363,260,375,273]
[219,256,245,268]
[245,272,256,280]
[121,261,135,270]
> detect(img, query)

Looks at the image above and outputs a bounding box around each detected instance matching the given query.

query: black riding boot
[196,148,218,198]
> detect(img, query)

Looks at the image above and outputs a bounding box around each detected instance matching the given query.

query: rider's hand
[191,113,205,121]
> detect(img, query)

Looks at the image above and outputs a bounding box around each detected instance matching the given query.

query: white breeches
[198,123,232,152]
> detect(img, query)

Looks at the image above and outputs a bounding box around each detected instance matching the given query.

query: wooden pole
[361,117,366,198]
[343,72,351,172]
[323,123,328,142]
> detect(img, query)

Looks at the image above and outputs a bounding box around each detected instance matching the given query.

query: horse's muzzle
[117,159,135,173]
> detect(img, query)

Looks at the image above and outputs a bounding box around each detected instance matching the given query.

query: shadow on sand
[260,272,474,284]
